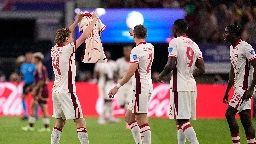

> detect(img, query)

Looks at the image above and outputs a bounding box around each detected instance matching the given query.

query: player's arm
[108,63,137,97]
[76,12,99,48]
[223,64,234,104]
[193,59,205,77]
[117,63,137,86]
[69,13,83,33]
[244,59,256,99]
[158,57,176,82]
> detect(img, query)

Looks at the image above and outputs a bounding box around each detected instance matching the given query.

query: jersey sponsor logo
[250,50,255,55]
[168,47,173,53]
[70,43,74,46]
[133,54,138,60]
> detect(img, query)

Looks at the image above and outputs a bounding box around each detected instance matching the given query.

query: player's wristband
[116,83,122,89]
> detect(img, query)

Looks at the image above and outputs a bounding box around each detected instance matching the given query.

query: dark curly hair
[54,28,71,45]
[133,24,147,39]
[226,24,243,37]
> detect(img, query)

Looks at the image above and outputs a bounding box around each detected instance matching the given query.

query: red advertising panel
[0,82,242,118]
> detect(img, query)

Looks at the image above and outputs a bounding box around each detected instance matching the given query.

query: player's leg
[136,113,151,144]
[125,108,142,144]
[134,91,152,144]
[173,91,198,144]
[21,84,29,120]
[225,106,240,144]
[98,85,107,124]
[105,82,119,123]
[21,98,37,131]
[51,92,65,144]
[239,109,256,143]
[74,118,89,144]
[38,103,50,132]
[51,118,66,144]
[38,87,50,132]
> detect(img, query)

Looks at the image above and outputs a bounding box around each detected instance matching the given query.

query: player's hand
[108,86,118,98]
[223,93,229,104]
[91,12,99,19]
[129,28,134,36]
[244,88,254,99]
[157,75,164,83]
[77,12,83,22]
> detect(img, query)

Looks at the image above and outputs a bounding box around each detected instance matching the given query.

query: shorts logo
[133,54,138,60]
[250,50,255,55]
[168,47,173,53]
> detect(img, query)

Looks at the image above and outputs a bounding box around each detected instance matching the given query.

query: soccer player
[21,52,50,132]
[109,24,154,144]
[94,51,119,124]
[223,24,256,144]
[158,19,205,144]
[116,45,133,109]
[20,52,36,120]
[50,12,98,144]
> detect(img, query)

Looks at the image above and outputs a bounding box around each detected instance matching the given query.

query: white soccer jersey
[230,39,256,90]
[116,57,132,84]
[94,60,117,87]
[130,42,154,90]
[51,42,76,93]
[168,36,203,91]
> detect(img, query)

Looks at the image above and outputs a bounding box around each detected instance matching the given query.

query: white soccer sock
[77,127,89,144]
[43,118,50,128]
[246,136,255,144]
[180,122,198,144]
[28,116,36,127]
[51,126,62,144]
[177,125,186,144]
[231,134,240,144]
[105,102,113,120]
[129,120,142,144]
[139,123,151,144]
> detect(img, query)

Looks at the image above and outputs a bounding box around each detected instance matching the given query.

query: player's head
[172,19,188,38]
[133,24,147,40]
[25,52,33,63]
[223,24,242,42]
[33,52,44,64]
[54,27,73,45]
[105,51,111,60]
[123,45,132,59]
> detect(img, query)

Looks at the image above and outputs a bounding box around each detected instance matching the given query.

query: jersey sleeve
[63,41,76,57]
[168,39,177,57]
[130,48,139,63]
[243,44,256,61]
[194,43,203,60]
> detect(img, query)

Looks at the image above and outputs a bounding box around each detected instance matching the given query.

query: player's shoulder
[240,40,252,48]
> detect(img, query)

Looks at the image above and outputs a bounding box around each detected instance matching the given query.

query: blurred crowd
[102,0,256,43]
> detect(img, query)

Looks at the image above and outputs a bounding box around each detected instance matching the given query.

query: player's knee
[74,118,85,127]
[56,118,66,128]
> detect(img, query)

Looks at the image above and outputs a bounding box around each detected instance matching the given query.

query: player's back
[169,36,202,91]
[34,65,48,85]
[51,42,76,93]
[116,57,129,77]
[130,42,154,89]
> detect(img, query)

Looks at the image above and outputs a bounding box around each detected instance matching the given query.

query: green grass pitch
[0,117,256,144]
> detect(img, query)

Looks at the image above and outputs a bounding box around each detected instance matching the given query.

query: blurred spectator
[9,72,21,82]
[161,0,179,8]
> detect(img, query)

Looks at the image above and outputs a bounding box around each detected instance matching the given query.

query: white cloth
[79,13,107,63]
[168,36,203,92]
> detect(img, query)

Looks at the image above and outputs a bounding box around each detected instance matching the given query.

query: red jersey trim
[233,39,242,49]
[136,41,147,46]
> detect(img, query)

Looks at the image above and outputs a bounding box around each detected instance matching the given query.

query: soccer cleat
[21,126,34,131]
[38,127,50,132]
[108,117,120,123]
[98,118,106,125]
[21,116,28,121]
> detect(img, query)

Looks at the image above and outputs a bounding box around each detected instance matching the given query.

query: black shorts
[22,83,33,95]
